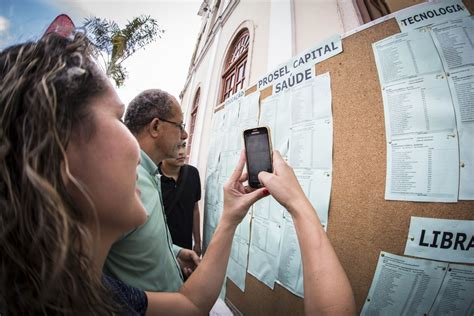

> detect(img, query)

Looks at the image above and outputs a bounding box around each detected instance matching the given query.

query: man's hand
[177,249,201,278]
[193,243,202,257]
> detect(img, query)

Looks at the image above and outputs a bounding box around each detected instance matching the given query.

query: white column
[267,0,294,70]
[336,0,363,32]
[189,27,222,167]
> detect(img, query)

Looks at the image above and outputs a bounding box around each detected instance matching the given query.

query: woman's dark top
[103,274,148,315]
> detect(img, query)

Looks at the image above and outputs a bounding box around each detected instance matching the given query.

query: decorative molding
[182,0,240,95]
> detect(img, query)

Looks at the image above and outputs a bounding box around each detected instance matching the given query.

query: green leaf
[82,15,163,87]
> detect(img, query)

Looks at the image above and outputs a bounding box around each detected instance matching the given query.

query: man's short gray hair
[124,89,175,135]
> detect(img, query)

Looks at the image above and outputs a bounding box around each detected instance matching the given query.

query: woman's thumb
[258,171,271,186]
[247,187,268,205]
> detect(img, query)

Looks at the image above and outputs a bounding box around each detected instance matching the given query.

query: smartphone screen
[243,127,273,188]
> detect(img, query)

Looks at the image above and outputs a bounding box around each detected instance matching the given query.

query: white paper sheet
[248,196,284,289]
[253,196,285,224]
[381,75,460,202]
[289,120,333,170]
[247,217,282,289]
[211,93,259,288]
[259,91,291,156]
[429,264,474,315]
[405,216,474,264]
[239,73,333,293]
[361,252,448,315]
[294,169,331,229]
[203,105,232,253]
[225,128,242,153]
[203,201,222,253]
[374,29,462,202]
[290,81,314,125]
[205,169,219,206]
[203,167,221,253]
[276,216,304,298]
[447,66,474,199]
[272,73,334,296]
[431,17,473,199]
[206,110,226,171]
[373,31,443,86]
[238,91,260,130]
[289,72,332,122]
[227,211,252,291]
[224,98,240,131]
[382,74,456,137]
[209,298,233,316]
[223,151,240,179]
[431,17,474,72]
[386,131,459,202]
[289,73,333,171]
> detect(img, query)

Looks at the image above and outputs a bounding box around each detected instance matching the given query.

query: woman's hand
[258,150,308,212]
[222,150,268,226]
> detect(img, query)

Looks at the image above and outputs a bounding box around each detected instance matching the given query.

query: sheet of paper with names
[361,252,474,315]
[226,211,252,291]
[247,90,291,291]
[432,16,474,200]
[259,91,291,156]
[247,73,333,296]
[202,91,261,291]
[276,215,304,297]
[373,16,474,201]
[288,73,333,235]
[203,107,226,252]
[224,92,261,290]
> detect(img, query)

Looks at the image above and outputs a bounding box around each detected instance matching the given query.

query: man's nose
[181,129,188,140]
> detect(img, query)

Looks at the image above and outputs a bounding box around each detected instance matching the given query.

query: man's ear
[148,117,160,137]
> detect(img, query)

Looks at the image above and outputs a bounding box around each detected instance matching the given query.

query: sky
[0,0,203,104]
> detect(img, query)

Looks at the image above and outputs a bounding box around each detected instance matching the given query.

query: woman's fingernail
[263,188,269,196]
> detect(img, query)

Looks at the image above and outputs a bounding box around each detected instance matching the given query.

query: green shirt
[104,150,183,292]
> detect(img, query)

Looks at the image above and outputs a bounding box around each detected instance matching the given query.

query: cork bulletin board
[225,1,474,314]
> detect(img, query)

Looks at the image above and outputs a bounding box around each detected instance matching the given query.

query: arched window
[187,88,201,160]
[220,29,249,103]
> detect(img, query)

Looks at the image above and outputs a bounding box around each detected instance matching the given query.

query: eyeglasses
[158,117,186,132]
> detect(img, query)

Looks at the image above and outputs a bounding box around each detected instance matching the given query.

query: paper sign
[405,217,474,264]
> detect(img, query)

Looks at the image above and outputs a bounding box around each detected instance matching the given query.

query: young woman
[0,33,355,315]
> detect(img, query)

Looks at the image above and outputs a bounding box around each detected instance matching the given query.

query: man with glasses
[159,142,202,257]
[104,89,200,292]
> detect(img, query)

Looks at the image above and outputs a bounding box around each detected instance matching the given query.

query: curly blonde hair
[0,33,119,314]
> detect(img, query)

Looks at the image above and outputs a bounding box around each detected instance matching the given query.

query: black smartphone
[243,127,273,188]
